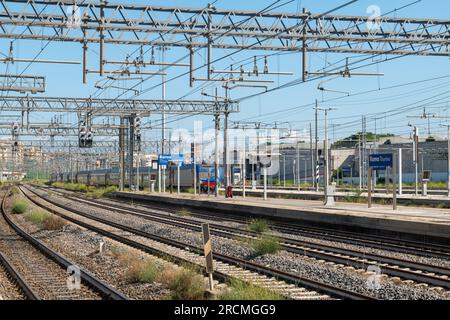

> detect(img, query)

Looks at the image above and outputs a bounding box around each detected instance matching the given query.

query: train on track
[50,164,224,193]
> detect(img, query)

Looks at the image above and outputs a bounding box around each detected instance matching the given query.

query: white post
[398,148,403,195]
[193,158,197,196]
[263,167,267,200]
[163,168,166,193]
[158,164,161,192]
[149,164,152,193]
[177,164,180,194]
[136,153,140,191]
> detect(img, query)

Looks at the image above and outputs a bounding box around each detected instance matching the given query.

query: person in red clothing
[225,185,233,198]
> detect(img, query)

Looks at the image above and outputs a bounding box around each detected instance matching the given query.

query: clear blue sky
[1,0,449,144]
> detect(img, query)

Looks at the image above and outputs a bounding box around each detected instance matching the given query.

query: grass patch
[43,215,67,230]
[9,187,20,196]
[112,247,206,300]
[25,210,49,224]
[86,186,117,199]
[342,189,365,203]
[24,210,67,230]
[163,267,206,300]
[52,182,88,192]
[111,248,160,284]
[251,233,281,256]
[183,187,195,194]
[218,279,284,300]
[125,258,159,284]
[248,219,269,233]
[12,200,28,214]
[177,208,192,216]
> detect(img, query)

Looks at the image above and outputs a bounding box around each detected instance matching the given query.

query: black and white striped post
[202,223,214,291]
[315,164,320,189]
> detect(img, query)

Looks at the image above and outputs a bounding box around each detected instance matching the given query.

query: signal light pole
[409,123,419,196]
[314,106,337,205]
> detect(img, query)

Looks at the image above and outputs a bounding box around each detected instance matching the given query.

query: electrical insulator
[263,56,269,74]
[229,65,234,80]
[239,65,244,81]
[253,56,259,76]
[150,47,156,65]
[138,46,145,66]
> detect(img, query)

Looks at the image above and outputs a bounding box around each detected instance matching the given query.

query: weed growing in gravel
[218,279,284,300]
[248,219,269,233]
[25,210,67,230]
[9,187,19,196]
[177,208,192,216]
[25,210,48,223]
[163,267,206,300]
[43,215,67,230]
[12,199,28,214]
[251,233,281,256]
[125,258,159,284]
[52,182,88,192]
[112,248,160,284]
[342,189,365,203]
[112,247,206,300]
[86,186,118,199]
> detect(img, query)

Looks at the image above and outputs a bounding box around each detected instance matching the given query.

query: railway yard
[0,0,449,314]
[0,181,449,302]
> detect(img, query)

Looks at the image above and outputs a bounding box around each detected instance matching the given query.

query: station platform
[227,187,450,208]
[111,190,450,244]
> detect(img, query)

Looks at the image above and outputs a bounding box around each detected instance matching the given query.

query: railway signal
[78,119,87,148]
[134,116,142,151]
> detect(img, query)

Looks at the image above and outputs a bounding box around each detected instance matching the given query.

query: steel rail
[23,185,373,300]
[0,251,40,300]
[1,189,128,300]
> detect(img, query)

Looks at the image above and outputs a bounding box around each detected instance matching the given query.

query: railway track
[44,187,450,291]
[22,185,375,300]
[0,189,128,300]
[0,251,37,300]
[102,189,450,259]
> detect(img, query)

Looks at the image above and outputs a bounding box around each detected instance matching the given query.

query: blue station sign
[158,154,184,166]
[369,153,393,169]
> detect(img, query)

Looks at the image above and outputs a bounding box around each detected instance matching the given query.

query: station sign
[369,153,393,169]
[158,154,184,166]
